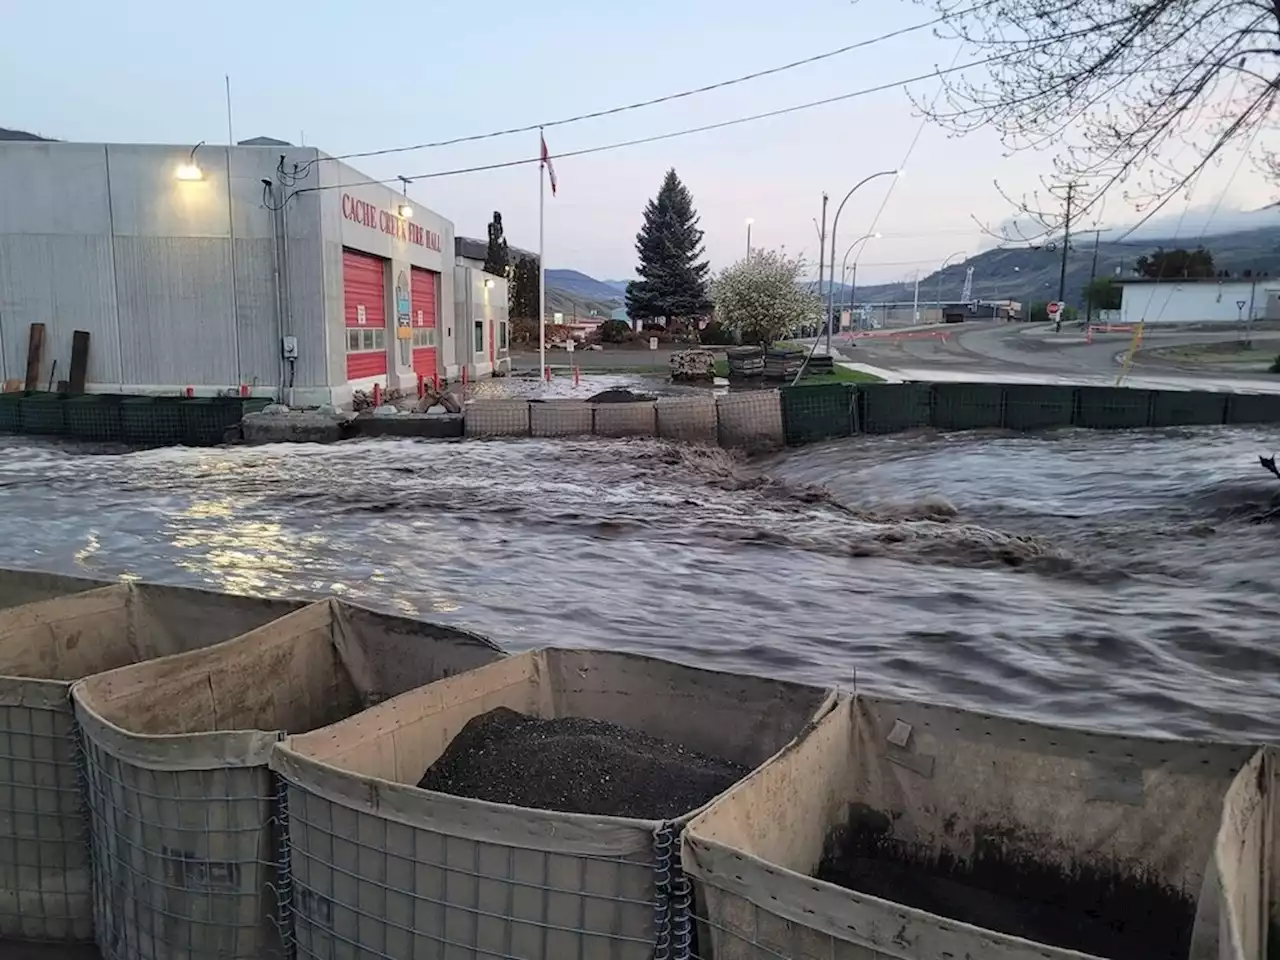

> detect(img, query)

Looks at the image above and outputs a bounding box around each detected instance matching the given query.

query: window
[473,320,485,353]
[348,327,385,352]
[412,328,436,348]
[499,321,509,351]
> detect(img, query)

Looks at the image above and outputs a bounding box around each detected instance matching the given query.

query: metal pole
[225,75,234,145]
[826,170,898,352]
[912,271,920,324]
[816,195,828,342]
[1056,182,1074,331]
[850,262,858,329]
[746,222,751,258]
[1085,230,1100,327]
[538,129,546,381]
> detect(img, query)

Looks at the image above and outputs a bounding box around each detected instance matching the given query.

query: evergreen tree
[508,256,541,320]
[625,169,711,325]
[484,211,510,277]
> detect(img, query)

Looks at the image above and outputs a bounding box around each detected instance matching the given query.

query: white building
[1116,277,1280,326]
[0,139,509,409]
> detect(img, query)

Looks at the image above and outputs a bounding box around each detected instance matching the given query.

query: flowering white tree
[712,251,822,346]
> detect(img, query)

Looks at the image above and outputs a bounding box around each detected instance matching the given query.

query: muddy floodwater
[1,424,1279,741]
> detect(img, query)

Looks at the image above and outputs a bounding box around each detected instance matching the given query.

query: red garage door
[343,249,387,381]
[410,267,439,379]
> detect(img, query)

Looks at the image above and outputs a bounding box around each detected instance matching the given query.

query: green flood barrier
[780,383,855,445]
[1002,384,1077,431]
[1075,386,1155,429]
[19,392,67,436]
[777,380,1280,446]
[1150,389,1227,427]
[64,394,125,442]
[0,393,271,447]
[860,383,933,434]
[931,383,1004,431]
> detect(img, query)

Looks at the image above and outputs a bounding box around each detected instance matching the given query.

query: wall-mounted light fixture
[396,175,414,218]
[175,141,205,181]
[483,278,495,289]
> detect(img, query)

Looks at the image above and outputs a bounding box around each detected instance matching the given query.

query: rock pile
[669,348,716,382]
[417,706,748,819]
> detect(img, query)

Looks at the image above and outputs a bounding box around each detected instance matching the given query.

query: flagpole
[538,129,547,382]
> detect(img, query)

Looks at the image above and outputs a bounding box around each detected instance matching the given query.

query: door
[343,249,387,381]
[410,267,439,380]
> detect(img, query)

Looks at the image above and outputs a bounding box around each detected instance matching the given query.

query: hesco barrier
[0,392,270,446]
[71,598,502,960]
[683,694,1269,960]
[269,649,834,960]
[776,381,1280,443]
[0,566,109,610]
[467,393,787,450]
[0,582,302,944]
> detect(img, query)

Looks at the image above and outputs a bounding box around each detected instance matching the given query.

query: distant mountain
[851,225,1280,309]
[545,270,625,305]
[0,127,53,141]
[601,280,631,294]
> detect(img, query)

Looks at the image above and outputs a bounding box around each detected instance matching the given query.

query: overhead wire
[276,0,1000,184]
[282,52,1021,201]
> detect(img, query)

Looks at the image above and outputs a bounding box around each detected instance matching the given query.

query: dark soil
[417,707,748,819]
[585,388,656,404]
[815,805,1196,960]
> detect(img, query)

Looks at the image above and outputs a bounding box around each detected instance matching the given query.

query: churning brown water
[1,425,1278,741]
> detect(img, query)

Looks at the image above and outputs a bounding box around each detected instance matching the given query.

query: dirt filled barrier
[71,598,503,960]
[683,693,1266,960]
[269,648,834,960]
[0,582,302,944]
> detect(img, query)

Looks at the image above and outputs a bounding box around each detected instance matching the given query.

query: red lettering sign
[342,192,441,251]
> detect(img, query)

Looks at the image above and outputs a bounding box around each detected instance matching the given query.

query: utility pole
[1084,229,1101,327]
[1056,183,1074,331]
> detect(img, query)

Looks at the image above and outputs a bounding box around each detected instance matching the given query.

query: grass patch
[800,367,883,384]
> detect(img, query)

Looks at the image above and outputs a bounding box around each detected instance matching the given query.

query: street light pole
[935,250,967,317]
[815,194,828,341]
[826,169,900,353]
[840,232,880,328]
[745,217,754,259]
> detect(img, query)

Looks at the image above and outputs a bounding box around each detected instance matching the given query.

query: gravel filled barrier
[0,582,302,945]
[269,648,834,960]
[530,400,594,438]
[682,693,1268,960]
[656,396,719,444]
[71,598,503,960]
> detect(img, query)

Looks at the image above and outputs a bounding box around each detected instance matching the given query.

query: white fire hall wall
[0,141,326,397]
[315,157,455,407]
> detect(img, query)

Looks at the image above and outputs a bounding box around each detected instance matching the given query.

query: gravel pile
[417,707,749,819]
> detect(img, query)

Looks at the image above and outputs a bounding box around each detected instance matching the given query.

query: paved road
[833,322,1280,393]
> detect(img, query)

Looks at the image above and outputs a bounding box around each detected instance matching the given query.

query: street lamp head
[895,169,906,178]
[872,231,883,239]
[745,217,755,225]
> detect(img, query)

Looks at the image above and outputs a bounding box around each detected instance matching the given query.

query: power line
[292,53,1011,197]
[294,4,994,174]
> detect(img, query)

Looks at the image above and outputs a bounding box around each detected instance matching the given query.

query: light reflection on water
[0,425,1278,741]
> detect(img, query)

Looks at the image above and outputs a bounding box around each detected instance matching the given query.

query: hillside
[851,226,1280,308]
[545,270,625,305]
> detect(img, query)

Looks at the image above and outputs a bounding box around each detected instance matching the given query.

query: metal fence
[0,392,270,446]
[779,382,1280,445]
[270,649,834,960]
[682,694,1268,960]
[0,583,302,947]
[70,598,503,960]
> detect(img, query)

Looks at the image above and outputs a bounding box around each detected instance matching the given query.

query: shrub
[595,319,633,343]
[698,319,736,345]
[1270,354,1280,373]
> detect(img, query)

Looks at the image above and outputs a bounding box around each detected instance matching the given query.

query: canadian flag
[541,133,557,197]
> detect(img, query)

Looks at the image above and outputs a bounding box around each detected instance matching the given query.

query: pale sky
[3,0,1273,284]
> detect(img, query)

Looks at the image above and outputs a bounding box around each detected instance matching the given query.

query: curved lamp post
[935,250,968,315]
[825,169,901,350]
[840,232,881,329]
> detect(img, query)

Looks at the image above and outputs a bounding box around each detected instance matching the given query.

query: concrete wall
[1119,280,1280,325]
[0,141,325,398]
[453,266,510,379]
